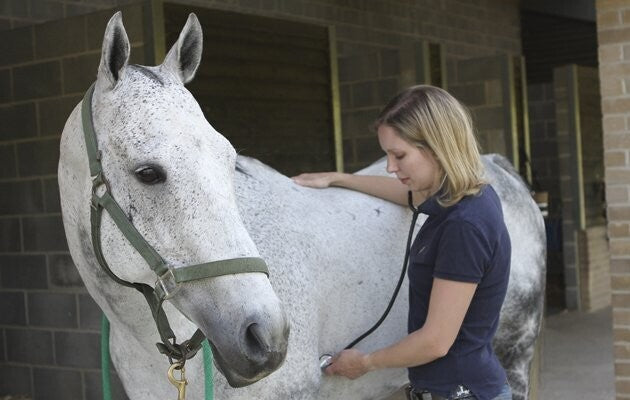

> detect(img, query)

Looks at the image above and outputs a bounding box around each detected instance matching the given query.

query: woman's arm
[292,172,426,206]
[325,277,477,379]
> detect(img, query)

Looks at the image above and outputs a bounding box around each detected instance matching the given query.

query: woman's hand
[324,349,373,379]
[291,172,342,188]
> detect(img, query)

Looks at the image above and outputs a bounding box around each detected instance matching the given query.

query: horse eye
[134,166,166,184]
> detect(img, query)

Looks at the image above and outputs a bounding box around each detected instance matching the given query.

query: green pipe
[101,315,112,400]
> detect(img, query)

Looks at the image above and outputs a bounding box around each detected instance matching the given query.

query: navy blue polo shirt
[407,185,510,400]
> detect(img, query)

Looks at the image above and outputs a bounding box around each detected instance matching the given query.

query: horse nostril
[245,323,271,354]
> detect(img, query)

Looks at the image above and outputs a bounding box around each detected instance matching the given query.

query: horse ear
[162,13,203,84]
[97,12,130,89]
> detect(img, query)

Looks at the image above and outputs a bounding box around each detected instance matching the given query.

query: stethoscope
[320,191,422,370]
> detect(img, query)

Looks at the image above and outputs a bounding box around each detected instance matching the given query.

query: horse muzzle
[170,271,289,386]
[209,314,290,387]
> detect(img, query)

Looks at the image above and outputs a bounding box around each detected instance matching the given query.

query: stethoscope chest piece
[319,354,333,370]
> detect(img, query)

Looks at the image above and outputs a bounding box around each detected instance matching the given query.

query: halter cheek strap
[82,82,269,363]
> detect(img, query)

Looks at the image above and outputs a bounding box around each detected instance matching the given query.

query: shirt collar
[417,190,447,216]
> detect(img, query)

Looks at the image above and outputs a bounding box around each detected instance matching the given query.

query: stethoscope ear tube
[319,192,420,370]
[342,191,420,350]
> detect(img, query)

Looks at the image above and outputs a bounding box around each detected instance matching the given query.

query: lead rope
[344,191,421,350]
[101,315,112,400]
[101,314,214,400]
[202,339,214,398]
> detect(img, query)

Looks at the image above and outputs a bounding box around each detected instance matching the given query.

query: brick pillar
[596,0,630,397]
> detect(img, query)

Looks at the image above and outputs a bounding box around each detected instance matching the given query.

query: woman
[292,85,513,400]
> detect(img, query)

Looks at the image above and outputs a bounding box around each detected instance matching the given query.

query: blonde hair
[373,85,485,206]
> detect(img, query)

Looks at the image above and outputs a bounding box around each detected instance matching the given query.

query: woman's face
[377,124,443,195]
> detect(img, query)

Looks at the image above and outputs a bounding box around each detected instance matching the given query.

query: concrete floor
[539,306,615,399]
[386,306,615,400]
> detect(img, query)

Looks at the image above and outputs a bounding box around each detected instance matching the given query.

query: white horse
[58,12,545,400]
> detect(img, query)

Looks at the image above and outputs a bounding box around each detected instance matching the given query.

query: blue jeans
[460,383,512,400]
[489,383,512,400]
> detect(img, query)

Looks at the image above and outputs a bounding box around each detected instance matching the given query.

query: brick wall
[596,0,630,397]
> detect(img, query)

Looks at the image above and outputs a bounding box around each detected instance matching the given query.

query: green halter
[82,82,269,363]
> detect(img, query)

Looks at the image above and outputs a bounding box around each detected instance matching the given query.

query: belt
[405,386,447,400]
[405,385,475,400]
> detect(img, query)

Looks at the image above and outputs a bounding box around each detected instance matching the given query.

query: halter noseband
[81,82,269,364]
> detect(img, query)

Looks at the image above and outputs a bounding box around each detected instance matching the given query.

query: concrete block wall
[449,55,507,157]
[448,54,531,181]
[0,4,146,398]
[581,65,608,313]
[339,47,403,171]
[553,65,581,311]
[578,66,606,227]
[528,81,566,311]
[528,83,559,216]
[596,0,630,397]
[338,41,445,170]
[0,0,137,31]
[554,64,607,312]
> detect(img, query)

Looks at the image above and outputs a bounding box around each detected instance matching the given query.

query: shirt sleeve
[433,220,492,283]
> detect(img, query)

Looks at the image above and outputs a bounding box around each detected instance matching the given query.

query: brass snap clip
[167,362,188,400]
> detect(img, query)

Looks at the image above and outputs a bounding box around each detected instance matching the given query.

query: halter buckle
[91,172,111,209]
[156,266,181,300]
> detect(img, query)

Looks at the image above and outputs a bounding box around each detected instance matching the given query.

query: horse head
[59,12,289,387]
